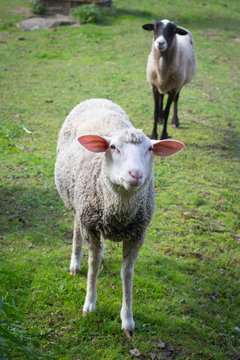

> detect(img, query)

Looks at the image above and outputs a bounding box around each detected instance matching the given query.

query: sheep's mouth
[121,178,143,190]
[158,44,167,52]
[127,180,143,187]
[154,37,168,52]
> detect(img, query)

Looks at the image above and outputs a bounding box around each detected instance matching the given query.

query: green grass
[0,0,240,359]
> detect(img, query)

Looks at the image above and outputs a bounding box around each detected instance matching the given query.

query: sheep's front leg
[161,91,175,139]
[83,239,104,314]
[151,86,163,139]
[120,239,143,337]
[70,215,83,276]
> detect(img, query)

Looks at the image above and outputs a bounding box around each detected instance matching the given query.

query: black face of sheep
[142,20,188,53]
[142,19,196,140]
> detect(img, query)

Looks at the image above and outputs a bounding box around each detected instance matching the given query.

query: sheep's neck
[152,38,177,72]
[100,177,143,208]
[94,174,154,241]
[97,167,149,218]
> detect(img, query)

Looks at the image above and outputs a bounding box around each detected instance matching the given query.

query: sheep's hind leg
[70,215,83,276]
[158,93,164,124]
[100,234,105,265]
[172,92,180,128]
[83,236,103,314]
[120,238,143,337]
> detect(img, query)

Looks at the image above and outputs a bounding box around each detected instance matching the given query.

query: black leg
[151,86,162,139]
[161,92,175,139]
[158,94,164,124]
[172,92,180,128]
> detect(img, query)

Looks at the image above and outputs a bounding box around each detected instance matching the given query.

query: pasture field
[0,0,240,359]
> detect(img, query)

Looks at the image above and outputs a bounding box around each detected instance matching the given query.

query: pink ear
[78,135,109,153]
[152,139,185,157]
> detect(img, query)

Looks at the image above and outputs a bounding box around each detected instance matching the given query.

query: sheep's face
[154,20,176,52]
[142,19,188,53]
[78,131,185,192]
[105,132,155,191]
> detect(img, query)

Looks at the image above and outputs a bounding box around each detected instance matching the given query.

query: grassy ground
[0,0,240,359]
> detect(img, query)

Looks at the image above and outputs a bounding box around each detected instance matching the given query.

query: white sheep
[143,19,196,140]
[55,98,184,337]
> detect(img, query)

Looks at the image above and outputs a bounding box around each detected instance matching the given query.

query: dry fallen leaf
[130,348,141,357]
[150,353,157,360]
[23,127,32,134]
[157,339,166,348]
[15,145,28,152]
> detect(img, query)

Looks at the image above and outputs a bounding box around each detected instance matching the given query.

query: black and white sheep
[143,19,196,139]
[55,98,184,336]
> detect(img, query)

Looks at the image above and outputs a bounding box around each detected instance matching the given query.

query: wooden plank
[41,0,112,15]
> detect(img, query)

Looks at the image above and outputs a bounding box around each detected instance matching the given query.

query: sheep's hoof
[122,329,133,338]
[172,117,179,128]
[149,133,158,140]
[70,268,81,276]
[160,133,169,140]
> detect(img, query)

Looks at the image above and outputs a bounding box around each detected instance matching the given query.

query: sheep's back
[176,33,196,84]
[57,99,132,153]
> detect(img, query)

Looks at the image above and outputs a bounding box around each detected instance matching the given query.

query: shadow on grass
[72,254,239,358]
[96,7,156,26]
[115,8,156,20]
[190,125,240,158]
[0,185,71,244]
[114,6,240,32]
[175,13,240,31]
[224,127,240,158]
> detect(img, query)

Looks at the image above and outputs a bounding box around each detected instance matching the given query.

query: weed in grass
[71,3,116,25]
[31,0,45,15]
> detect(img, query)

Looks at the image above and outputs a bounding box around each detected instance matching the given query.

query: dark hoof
[172,117,179,128]
[149,133,158,140]
[160,133,169,140]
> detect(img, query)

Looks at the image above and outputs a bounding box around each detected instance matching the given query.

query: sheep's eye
[110,144,116,150]
[148,146,153,151]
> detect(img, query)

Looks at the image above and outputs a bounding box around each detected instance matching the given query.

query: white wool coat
[55,99,155,243]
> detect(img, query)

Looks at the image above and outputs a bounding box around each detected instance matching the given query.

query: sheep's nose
[129,170,143,181]
[158,40,166,48]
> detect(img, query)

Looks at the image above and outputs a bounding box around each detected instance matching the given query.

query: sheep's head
[78,129,184,192]
[142,19,188,52]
